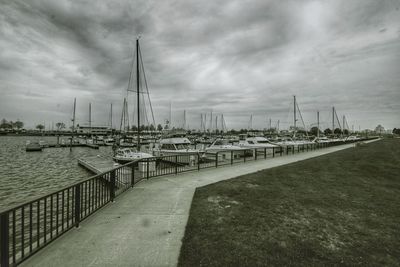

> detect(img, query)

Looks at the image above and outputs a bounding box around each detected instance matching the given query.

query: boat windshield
[175,144,190,150]
[257,140,269,144]
[214,140,229,146]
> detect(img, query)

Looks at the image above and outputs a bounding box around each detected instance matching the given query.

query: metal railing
[0,138,376,266]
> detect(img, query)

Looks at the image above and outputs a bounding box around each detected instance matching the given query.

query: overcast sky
[0,0,399,130]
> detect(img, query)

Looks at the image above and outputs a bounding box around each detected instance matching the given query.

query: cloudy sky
[0,0,399,130]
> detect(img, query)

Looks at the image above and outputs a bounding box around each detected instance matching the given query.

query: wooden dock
[78,155,119,174]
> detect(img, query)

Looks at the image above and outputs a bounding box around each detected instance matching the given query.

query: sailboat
[113,38,154,164]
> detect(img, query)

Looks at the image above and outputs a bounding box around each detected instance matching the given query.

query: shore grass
[178,139,400,266]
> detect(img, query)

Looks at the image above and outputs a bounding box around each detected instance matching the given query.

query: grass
[178,139,400,267]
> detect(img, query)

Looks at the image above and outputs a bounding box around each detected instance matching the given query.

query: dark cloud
[0,0,399,130]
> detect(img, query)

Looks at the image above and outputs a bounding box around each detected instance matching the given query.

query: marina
[0,1,399,266]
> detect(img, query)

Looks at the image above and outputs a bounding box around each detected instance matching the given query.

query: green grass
[178,139,400,267]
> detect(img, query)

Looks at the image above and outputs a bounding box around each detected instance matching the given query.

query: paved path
[22,142,366,267]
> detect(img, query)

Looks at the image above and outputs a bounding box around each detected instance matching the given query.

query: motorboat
[104,137,115,146]
[153,137,201,164]
[113,148,154,164]
[156,137,200,155]
[238,136,279,148]
[205,139,247,160]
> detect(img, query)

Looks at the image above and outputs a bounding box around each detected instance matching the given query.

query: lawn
[178,139,400,266]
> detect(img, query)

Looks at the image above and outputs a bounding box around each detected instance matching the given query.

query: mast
[215,115,218,132]
[317,111,320,139]
[210,110,213,133]
[277,120,280,133]
[332,107,335,132]
[183,110,186,130]
[293,95,296,130]
[343,115,345,134]
[136,38,140,151]
[70,98,76,151]
[89,102,91,136]
[110,103,113,131]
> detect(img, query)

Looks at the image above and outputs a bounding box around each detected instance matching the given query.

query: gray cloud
[0,0,399,130]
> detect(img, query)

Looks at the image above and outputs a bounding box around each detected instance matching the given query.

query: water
[0,136,113,212]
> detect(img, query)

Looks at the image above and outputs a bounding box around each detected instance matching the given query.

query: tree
[0,119,9,129]
[56,122,65,131]
[14,120,24,130]
[310,127,321,136]
[131,125,138,131]
[334,128,342,134]
[343,129,349,135]
[393,128,400,135]
[149,124,155,131]
[36,124,45,132]
[324,128,332,135]
[157,124,163,131]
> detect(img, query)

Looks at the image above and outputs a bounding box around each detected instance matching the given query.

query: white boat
[153,137,201,164]
[205,139,247,160]
[104,137,115,146]
[113,148,154,164]
[157,137,199,154]
[238,136,279,148]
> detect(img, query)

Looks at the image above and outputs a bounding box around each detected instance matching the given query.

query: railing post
[74,184,81,228]
[231,151,233,165]
[272,147,275,158]
[292,145,295,154]
[264,147,267,159]
[131,164,135,187]
[254,149,257,160]
[215,152,218,168]
[286,146,289,155]
[0,212,9,267]
[280,147,283,156]
[110,170,116,202]
[298,145,300,153]
[243,150,246,162]
[175,155,178,175]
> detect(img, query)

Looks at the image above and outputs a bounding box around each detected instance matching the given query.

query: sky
[0,0,399,130]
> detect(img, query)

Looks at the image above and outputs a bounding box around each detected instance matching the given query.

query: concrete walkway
[23,143,363,267]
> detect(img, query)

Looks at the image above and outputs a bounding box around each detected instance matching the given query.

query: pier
[78,156,118,174]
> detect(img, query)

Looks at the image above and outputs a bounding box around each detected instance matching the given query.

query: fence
[0,138,375,266]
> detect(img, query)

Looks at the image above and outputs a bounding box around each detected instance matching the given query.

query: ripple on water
[0,136,113,212]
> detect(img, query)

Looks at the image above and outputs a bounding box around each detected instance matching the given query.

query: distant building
[76,125,111,135]
[374,124,385,134]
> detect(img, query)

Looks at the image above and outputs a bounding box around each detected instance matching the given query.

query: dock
[78,155,118,174]
[46,143,100,149]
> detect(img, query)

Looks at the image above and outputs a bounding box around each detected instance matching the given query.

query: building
[76,125,111,135]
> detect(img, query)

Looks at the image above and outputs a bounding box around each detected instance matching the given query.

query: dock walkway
[21,142,374,267]
[78,155,118,174]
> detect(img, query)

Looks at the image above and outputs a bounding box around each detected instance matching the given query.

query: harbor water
[0,136,113,212]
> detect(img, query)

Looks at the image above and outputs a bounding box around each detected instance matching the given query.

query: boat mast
[136,38,140,151]
[332,106,335,132]
[293,95,296,137]
[184,110,186,130]
[89,102,92,136]
[70,98,76,151]
[317,111,320,139]
[110,103,113,132]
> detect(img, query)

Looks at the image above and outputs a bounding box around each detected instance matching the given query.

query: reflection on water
[0,136,113,212]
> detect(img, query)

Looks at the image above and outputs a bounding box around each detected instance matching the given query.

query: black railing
[0,138,377,266]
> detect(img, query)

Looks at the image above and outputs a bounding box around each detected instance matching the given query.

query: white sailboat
[113,37,153,163]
